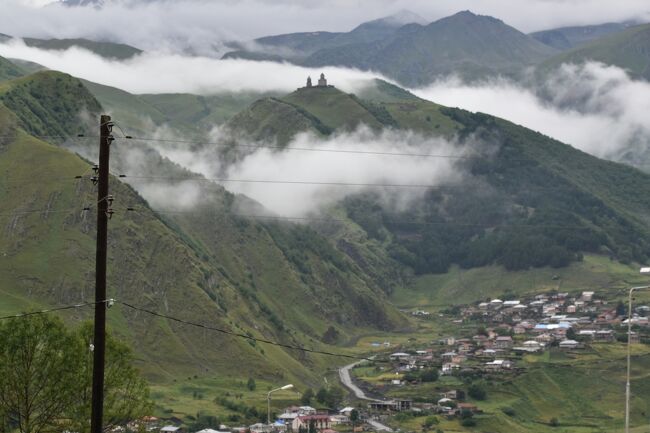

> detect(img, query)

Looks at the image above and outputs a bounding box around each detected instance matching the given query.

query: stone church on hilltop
[304,73,333,89]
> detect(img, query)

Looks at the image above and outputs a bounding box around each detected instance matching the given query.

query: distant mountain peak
[60,0,105,6]
[353,9,428,31]
[382,10,428,26]
[446,10,503,24]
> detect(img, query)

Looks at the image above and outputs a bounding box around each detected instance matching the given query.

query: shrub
[501,407,516,417]
[422,416,439,428]
[461,418,477,427]
[468,383,487,400]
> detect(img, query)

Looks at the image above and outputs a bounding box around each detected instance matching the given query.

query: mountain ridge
[224,10,558,86]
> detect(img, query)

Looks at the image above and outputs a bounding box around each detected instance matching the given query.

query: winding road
[339,360,394,432]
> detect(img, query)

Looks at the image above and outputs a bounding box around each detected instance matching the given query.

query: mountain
[0,69,408,411]
[222,10,427,62]
[77,78,281,138]
[224,80,650,274]
[1,33,142,60]
[0,55,24,82]
[4,64,650,429]
[302,11,558,86]
[539,23,650,80]
[531,22,638,50]
[225,11,558,87]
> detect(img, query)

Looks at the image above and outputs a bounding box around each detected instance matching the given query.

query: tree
[324,387,345,409]
[0,315,80,433]
[321,326,339,344]
[0,316,151,433]
[315,387,328,404]
[403,371,419,382]
[422,416,439,429]
[65,323,151,432]
[467,383,487,401]
[566,327,577,340]
[350,409,360,428]
[616,301,626,318]
[301,388,314,406]
[420,369,438,383]
[247,378,256,391]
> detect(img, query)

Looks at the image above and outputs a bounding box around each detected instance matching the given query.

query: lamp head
[281,384,294,390]
[640,267,650,274]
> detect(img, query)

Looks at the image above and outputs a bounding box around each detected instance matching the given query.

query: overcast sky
[3,0,650,53]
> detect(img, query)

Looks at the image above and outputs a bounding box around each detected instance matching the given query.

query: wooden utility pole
[91,114,112,433]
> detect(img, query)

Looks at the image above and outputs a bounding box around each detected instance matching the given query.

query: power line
[124,206,596,231]
[0,300,107,321]
[0,206,93,218]
[0,171,622,195]
[117,301,370,361]
[115,174,602,193]
[0,298,371,360]
[115,134,477,160]
[0,134,92,140]
[122,175,468,189]
[106,131,650,167]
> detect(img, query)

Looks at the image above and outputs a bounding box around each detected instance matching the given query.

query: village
[115,290,650,433]
[345,290,650,423]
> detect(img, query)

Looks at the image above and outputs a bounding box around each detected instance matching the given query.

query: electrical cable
[124,207,596,231]
[0,298,373,360]
[0,206,93,217]
[0,300,108,321]
[117,301,370,361]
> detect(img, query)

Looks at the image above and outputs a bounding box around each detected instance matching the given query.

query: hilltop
[0,55,24,81]
[0,33,142,60]
[223,78,650,275]
[539,23,650,80]
[530,21,638,50]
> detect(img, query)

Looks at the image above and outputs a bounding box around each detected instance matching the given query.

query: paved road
[339,360,379,401]
[339,360,393,432]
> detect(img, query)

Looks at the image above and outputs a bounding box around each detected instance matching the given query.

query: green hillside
[223,79,650,276]
[0,55,24,82]
[539,23,650,80]
[81,79,273,135]
[22,36,142,59]
[530,22,634,50]
[0,71,101,137]
[0,71,410,421]
[1,32,141,59]
[4,67,650,430]
[141,91,279,130]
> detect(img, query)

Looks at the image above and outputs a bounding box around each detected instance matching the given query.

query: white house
[298,406,317,415]
[559,339,580,350]
[485,359,513,371]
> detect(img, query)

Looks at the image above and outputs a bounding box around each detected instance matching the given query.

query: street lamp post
[625,266,650,433]
[267,384,293,425]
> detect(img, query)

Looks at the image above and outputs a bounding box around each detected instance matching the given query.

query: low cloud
[0,40,383,94]
[219,128,467,217]
[413,62,650,162]
[111,126,468,217]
